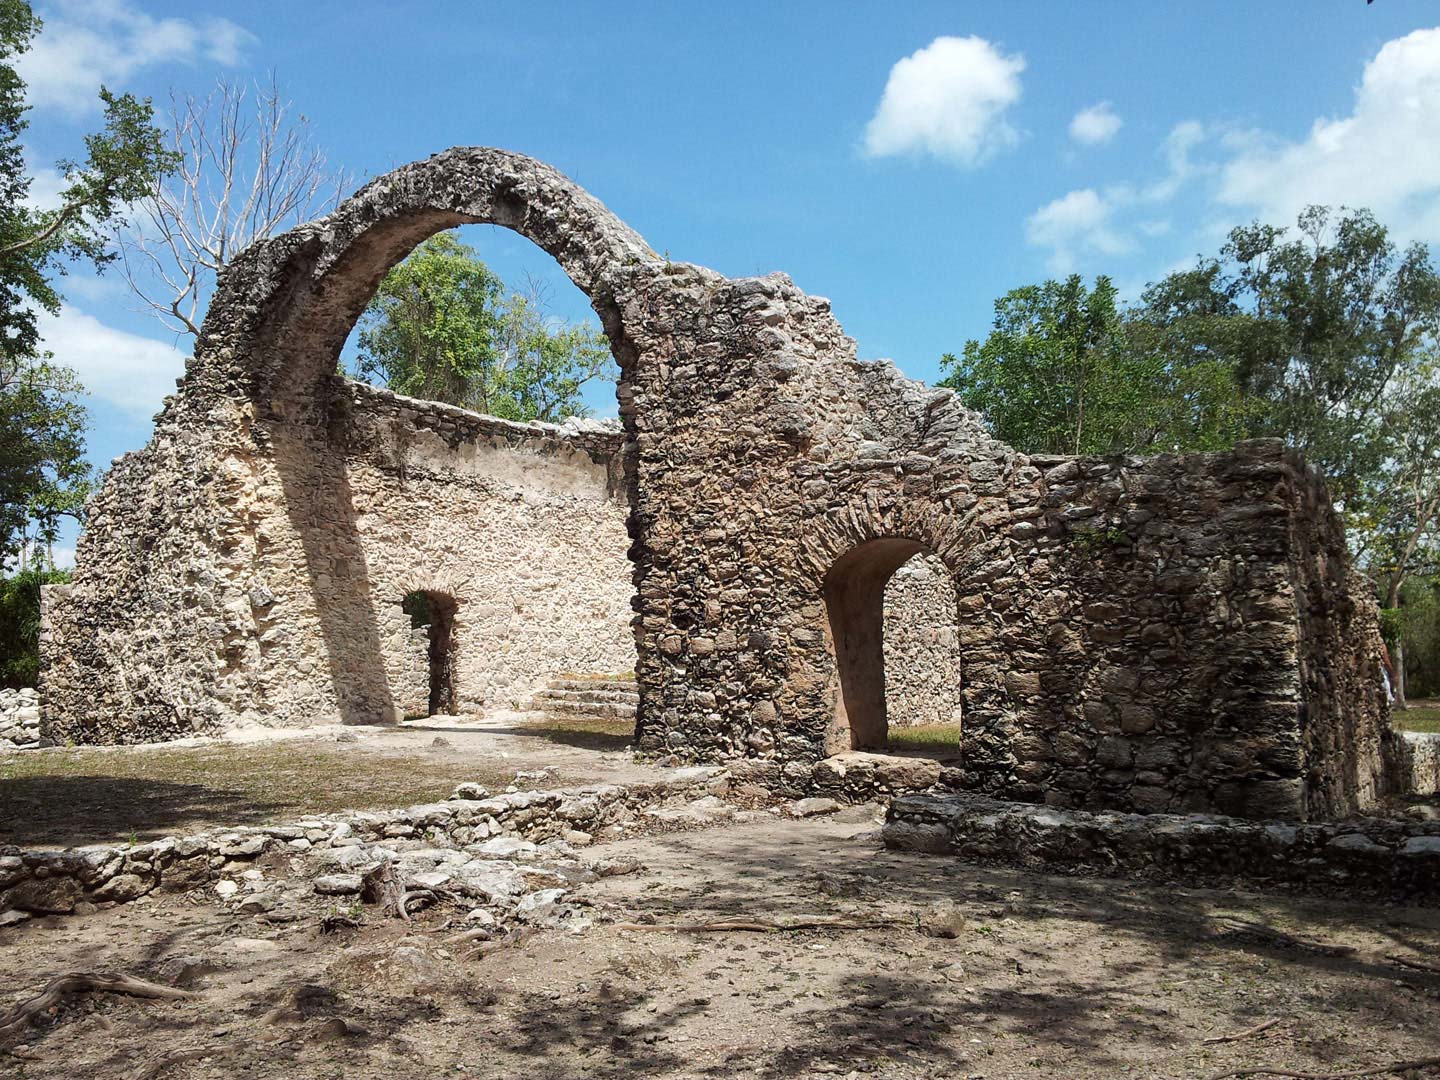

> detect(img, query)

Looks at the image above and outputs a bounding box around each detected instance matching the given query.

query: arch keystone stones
[40,148,1394,822]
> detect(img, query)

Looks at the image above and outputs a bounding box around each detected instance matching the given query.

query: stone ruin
[38,147,1404,822]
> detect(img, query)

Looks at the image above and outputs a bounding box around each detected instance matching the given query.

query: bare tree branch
[116,72,352,339]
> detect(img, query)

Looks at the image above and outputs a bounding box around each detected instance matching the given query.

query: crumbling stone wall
[882,554,963,729]
[39,147,1392,820]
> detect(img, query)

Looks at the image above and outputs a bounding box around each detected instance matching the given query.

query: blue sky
[21,0,1440,562]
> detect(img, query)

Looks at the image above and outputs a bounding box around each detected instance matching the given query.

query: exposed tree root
[0,971,195,1041]
[613,915,903,933]
[1208,917,1356,956]
[1203,1018,1286,1045]
[1386,953,1440,975]
[129,1046,210,1080]
[1208,1056,1440,1079]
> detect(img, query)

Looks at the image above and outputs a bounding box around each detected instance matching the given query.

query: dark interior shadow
[0,776,283,847]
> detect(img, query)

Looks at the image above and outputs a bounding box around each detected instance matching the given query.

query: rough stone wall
[42,374,636,736]
[882,554,963,728]
[38,147,1391,820]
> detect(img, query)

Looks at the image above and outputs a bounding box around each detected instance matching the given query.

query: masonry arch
[191,147,660,419]
[181,149,658,728]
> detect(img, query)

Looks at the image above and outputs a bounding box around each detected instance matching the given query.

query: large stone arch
[188,147,660,417]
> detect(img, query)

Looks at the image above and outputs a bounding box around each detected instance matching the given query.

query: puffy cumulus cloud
[1069,102,1122,146]
[36,306,187,417]
[1217,27,1440,242]
[863,35,1025,167]
[19,0,254,116]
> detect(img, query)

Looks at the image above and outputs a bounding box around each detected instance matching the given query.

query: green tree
[1142,207,1440,509]
[0,1,177,367]
[0,1,175,682]
[0,565,67,687]
[353,231,614,422]
[940,275,1251,455]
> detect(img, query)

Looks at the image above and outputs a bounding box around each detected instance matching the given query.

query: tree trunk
[1394,637,1409,711]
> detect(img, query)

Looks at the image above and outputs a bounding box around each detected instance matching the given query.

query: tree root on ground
[1203,1018,1286,1045]
[1208,1056,1440,1079]
[0,971,195,1042]
[613,915,903,933]
[129,1046,211,1080]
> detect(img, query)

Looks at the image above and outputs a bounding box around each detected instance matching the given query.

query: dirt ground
[3,809,1439,1080]
[0,712,645,847]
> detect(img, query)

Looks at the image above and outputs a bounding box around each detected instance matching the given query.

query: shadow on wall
[270,416,399,726]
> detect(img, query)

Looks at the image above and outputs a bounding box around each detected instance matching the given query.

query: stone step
[533,698,638,721]
[546,677,638,694]
[533,687,640,707]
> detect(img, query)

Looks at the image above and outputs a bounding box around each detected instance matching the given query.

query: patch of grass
[1394,705,1440,734]
[0,742,517,847]
[887,722,961,752]
[519,715,634,751]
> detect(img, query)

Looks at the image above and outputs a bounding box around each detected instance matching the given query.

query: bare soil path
[3,810,1438,1079]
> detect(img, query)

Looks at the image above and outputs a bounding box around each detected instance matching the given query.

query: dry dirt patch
[2,813,1438,1079]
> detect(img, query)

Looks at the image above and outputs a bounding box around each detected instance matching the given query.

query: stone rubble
[0,769,728,927]
[0,686,42,749]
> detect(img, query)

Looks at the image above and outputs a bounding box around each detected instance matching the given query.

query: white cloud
[19,0,254,115]
[1026,121,1209,271]
[862,35,1025,166]
[1216,27,1440,242]
[1025,188,1133,272]
[1069,102,1122,146]
[35,306,187,417]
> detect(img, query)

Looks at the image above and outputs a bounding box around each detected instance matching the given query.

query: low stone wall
[1391,731,1440,797]
[0,687,41,749]
[885,793,1440,902]
[0,769,723,918]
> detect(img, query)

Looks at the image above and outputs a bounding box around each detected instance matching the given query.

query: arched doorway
[822,538,962,755]
[189,149,656,729]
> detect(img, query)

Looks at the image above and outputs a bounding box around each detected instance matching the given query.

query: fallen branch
[613,915,902,933]
[1208,918,1356,957]
[1203,1018,1285,1045]
[1385,953,1440,975]
[0,972,195,1040]
[130,1046,210,1080]
[1208,1057,1440,1079]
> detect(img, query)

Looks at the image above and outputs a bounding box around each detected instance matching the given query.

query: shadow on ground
[0,775,278,846]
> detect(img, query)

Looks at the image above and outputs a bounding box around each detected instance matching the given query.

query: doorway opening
[823,539,962,758]
[402,589,458,717]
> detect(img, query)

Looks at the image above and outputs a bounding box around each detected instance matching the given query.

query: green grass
[1395,705,1440,734]
[887,722,961,753]
[0,742,518,847]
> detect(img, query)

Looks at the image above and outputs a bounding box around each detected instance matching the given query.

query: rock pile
[0,687,42,749]
[0,769,726,926]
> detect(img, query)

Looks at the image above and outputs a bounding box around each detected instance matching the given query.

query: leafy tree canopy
[0,0,175,566]
[353,231,615,423]
[939,274,1253,455]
